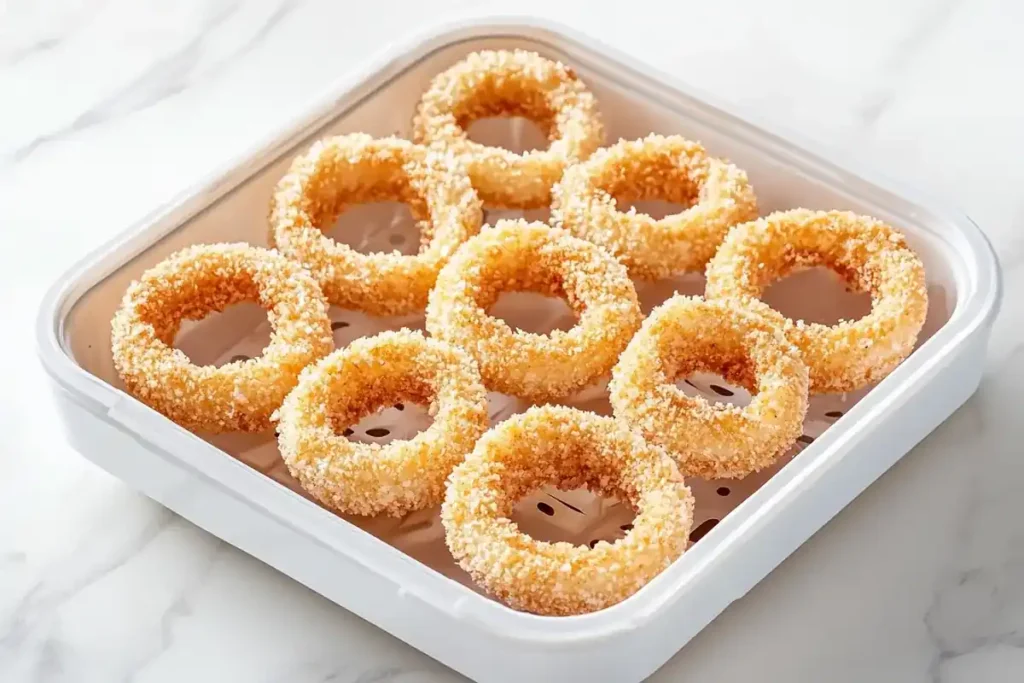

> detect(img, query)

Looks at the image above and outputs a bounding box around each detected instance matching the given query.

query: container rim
[36,13,1002,647]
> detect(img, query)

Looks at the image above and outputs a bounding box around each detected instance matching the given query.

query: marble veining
[3,0,1024,681]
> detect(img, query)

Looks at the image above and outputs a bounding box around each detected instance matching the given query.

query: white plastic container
[36,16,1001,683]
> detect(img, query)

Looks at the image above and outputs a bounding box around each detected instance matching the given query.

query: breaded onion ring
[275,330,488,517]
[705,209,928,393]
[425,220,642,402]
[413,49,604,209]
[442,405,694,616]
[551,134,758,280]
[269,134,482,316]
[111,243,333,433]
[609,296,808,479]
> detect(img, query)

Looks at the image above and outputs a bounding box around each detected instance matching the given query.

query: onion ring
[441,405,694,616]
[269,133,483,316]
[551,134,758,280]
[609,295,808,479]
[705,209,928,393]
[425,219,642,402]
[110,243,333,433]
[413,49,604,209]
[275,329,488,517]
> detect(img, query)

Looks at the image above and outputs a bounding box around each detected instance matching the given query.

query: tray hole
[465,116,548,154]
[689,518,719,544]
[488,291,576,334]
[589,539,601,549]
[548,493,584,514]
[342,428,354,437]
[677,373,751,408]
[340,401,434,444]
[397,514,435,535]
[825,410,843,419]
[797,434,815,445]
[175,302,269,367]
[511,488,635,545]
[620,523,633,531]
[331,321,349,331]
[716,486,730,496]
[762,267,871,325]
[325,201,420,256]
[230,354,250,364]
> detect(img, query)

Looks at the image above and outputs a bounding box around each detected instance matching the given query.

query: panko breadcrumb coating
[705,209,928,393]
[609,296,809,479]
[110,243,333,433]
[441,405,694,616]
[551,134,758,280]
[413,49,604,209]
[269,134,482,316]
[425,219,642,402]
[275,330,488,517]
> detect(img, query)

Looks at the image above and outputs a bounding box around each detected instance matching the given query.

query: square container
[36,16,1001,683]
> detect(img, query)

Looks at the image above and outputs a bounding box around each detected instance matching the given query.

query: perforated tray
[37,17,1000,683]
[166,214,947,595]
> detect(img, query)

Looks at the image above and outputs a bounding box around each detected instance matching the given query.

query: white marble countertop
[3,1,1023,681]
